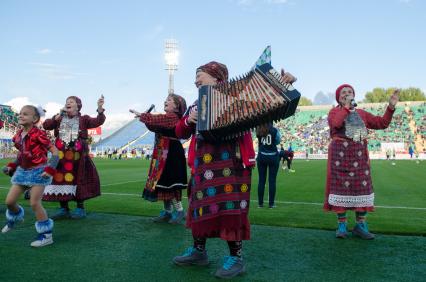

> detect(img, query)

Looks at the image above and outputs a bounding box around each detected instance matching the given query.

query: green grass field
[0,159,425,281]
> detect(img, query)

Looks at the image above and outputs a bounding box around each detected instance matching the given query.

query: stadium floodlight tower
[164,38,179,95]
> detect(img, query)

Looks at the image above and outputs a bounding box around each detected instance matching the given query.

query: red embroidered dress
[42,112,106,201]
[176,108,255,241]
[324,106,395,212]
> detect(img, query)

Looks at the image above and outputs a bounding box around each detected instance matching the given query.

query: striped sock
[337,212,347,223]
[227,240,243,258]
[193,237,206,252]
[356,211,367,223]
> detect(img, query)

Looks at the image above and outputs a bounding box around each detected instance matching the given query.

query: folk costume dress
[324,105,395,213]
[42,111,105,202]
[140,112,187,202]
[176,104,256,241]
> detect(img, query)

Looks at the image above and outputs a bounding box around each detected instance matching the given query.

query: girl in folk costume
[42,95,106,219]
[2,105,59,247]
[172,61,296,279]
[130,94,188,224]
[324,84,399,239]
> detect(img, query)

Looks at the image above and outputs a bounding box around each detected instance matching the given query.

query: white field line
[1,184,424,211]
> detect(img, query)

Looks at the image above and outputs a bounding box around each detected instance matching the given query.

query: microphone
[350,99,357,108]
[145,104,155,113]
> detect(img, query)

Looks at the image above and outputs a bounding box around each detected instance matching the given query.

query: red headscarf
[196,61,228,83]
[169,93,187,118]
[67,96,82,111]
[335,84,355,103]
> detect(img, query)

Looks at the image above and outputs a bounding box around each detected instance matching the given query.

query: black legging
[282,155,292,169]
[257,153,280,207]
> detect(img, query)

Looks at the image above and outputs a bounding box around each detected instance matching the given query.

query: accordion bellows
[197,63,301,142]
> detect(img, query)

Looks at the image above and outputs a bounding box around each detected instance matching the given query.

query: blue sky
[1,0,425,133]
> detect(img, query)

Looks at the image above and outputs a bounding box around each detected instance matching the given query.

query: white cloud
[102,113,133,131]
[29,62,88,80]
[44,102,63,118]
[4,97,63,118]
[37,48,52,54]
[4,97,34,112]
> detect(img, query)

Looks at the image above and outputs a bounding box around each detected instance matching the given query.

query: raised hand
[389,89,400,110]
[129,109,141,118]
[281,69,297,84]
[187,108,198,124]
[98,94,105,112]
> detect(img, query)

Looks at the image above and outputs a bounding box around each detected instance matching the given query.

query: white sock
[171,199,183,211]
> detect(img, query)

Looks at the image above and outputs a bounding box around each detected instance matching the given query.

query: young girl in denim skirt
[2,105,59,247]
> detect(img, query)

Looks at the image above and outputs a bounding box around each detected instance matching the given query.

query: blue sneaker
[215,256,245,279]
[70,208,86,219]
[336,222,348,238]
[353,222,375,240]
[152,210,172,223]
[173,247,209,266]
[51,208,71,220]
[169,210,185,224]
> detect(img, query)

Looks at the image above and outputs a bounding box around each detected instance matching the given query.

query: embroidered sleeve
[328,107,350,129]
[359,107,395,130]
[85,112,106,129]
[139,113,180,132]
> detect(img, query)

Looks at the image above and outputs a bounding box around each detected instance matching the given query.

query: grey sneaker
[336,222,348,239]
[169,210,185,224]
[173,247,209,266]
[215,256,245,279]
[152,210,172,223]
[352,222,375,240]
[51,208,71,220]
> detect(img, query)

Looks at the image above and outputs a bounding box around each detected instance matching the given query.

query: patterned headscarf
[67,96,82,111]
[335,84,355,104]
[196,61,229,83]
[168,93,187,118]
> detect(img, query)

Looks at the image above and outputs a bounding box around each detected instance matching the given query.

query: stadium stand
[91,119,155,152]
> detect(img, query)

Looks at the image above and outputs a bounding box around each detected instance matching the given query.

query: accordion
[197,63,301,142]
